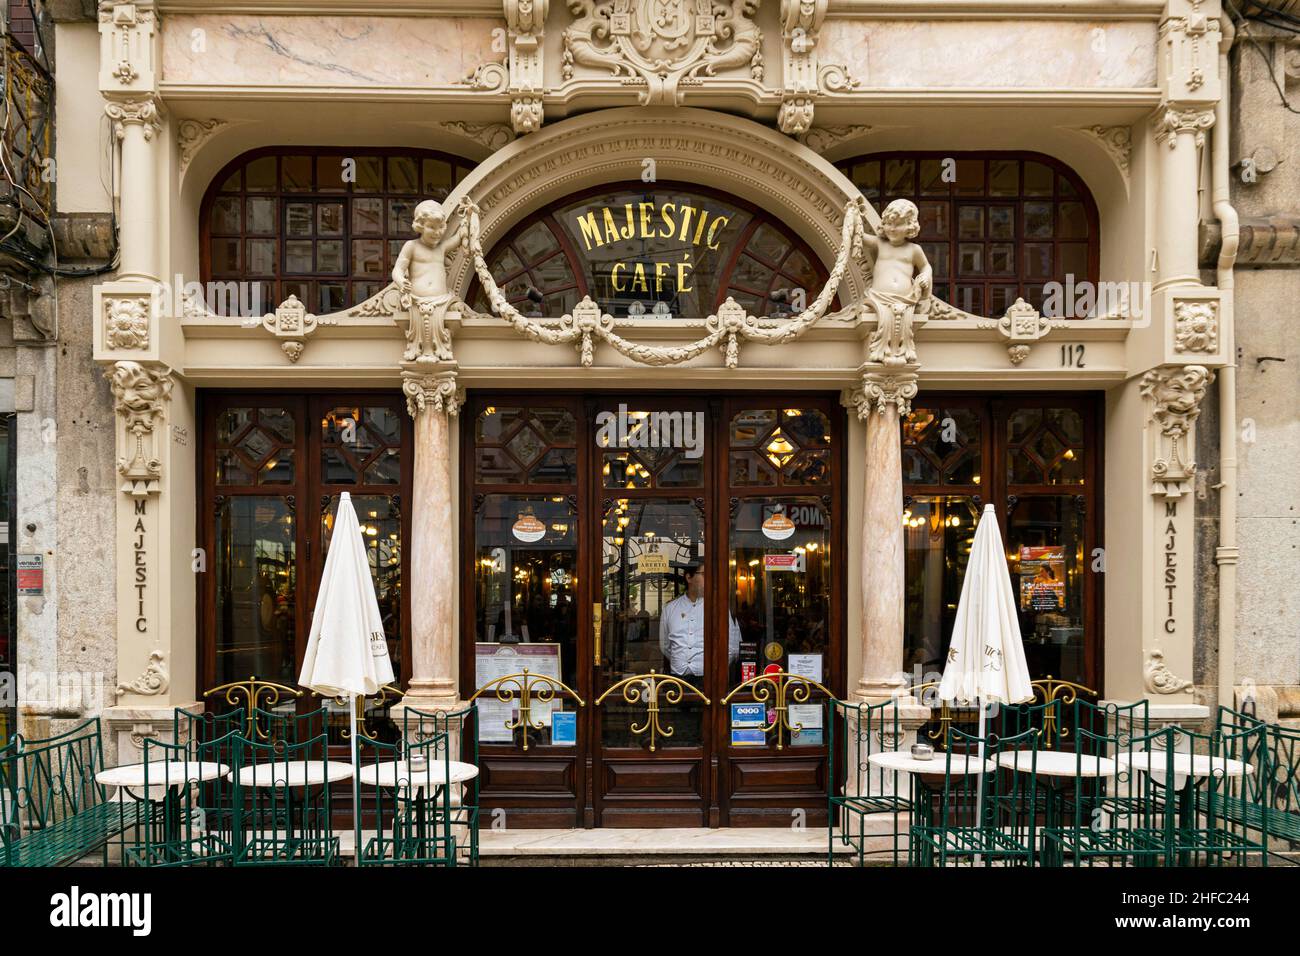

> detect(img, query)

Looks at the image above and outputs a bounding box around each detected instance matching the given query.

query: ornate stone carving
[776,0,856,134]
[1152,104,1215,150]
[401,369,461,419]
[1158,2,1221,101]
[392,198,476,363]
[434,121,516,152]
[106,361,174,497]
[177,119,228,177]
[562,0,763,105]
[1140,364,1213,498]
[464,60,509,91]
[470,196,869,367]
[1075,125,1132,179]
[1144,649,1194,696]
[117,650,169,698]
[104,296,150,350]
[347,284,404,319]
[505,0,550,132]
[851,368,919,418]
[98,2,158,94]
[863,199,932,366]
[250,294,333,362]
[104,97,163,141]
[1173,299,1218,353]
[978,296,1056,365]
[797,125,872,154]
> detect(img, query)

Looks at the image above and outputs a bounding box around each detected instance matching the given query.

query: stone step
[478,827,865,867]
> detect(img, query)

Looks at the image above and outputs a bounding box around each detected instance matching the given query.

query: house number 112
[1060,344,1086,368]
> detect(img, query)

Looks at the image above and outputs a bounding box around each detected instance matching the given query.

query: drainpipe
[1213,14,1239,712]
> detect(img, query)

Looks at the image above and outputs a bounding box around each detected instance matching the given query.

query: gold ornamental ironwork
[203,676,304,739]
[468,669,585,752]
[313,683,405,740]
[912,677,1097,750]
[595,670,710,753]
[722,671,833,750]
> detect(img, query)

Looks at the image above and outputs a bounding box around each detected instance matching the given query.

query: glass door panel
[1007,495,1087,686]
[213,496,297,686]
[727,497,832,748]
[599,497,706,747]
[472,493,579,748]
[902,496,980,679]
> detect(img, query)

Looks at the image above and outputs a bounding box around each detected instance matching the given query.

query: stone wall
[1228,34,1300,694]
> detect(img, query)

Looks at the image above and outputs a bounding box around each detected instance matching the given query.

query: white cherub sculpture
[392,197,477,363]
[863,198,933,366]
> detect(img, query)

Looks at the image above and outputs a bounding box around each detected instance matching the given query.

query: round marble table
[231,759,353,788]
[995,749,1117,778]
[97,761,230,853]
[356,759,479,792]
[1116,751,1252,781]
[98,761,229,792]
[1117,751,1254,865]
[868,751,995,776]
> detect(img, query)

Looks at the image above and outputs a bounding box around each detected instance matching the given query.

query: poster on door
[1018,546,1066,612]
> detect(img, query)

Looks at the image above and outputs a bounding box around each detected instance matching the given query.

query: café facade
[48,0,1240,830]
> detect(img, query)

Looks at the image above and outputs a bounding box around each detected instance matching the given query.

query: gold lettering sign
[573,201,732,296]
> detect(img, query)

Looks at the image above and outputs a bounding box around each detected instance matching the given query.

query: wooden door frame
[903,391,1105,693]
[460,389,847,828]
[196,389,413,705]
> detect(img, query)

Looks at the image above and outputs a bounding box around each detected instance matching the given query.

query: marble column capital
[104,96,165,141]
[400,363,462,419]
[850,365,919,419]
[1151,103,1215,149]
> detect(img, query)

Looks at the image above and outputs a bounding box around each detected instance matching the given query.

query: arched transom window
[837,152,1099,318]
[201,147,476,316]
[470,183,830,320]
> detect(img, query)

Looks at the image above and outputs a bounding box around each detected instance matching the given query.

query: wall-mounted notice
[475,643,562,689]
[16,554,43,596]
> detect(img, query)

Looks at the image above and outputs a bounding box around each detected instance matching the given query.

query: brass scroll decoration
[722,671,833,751]
[468,669,586,752]
[595,670,711,753]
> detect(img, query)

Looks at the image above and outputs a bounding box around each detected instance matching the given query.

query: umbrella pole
[351,695,361,868]
[974,699,987,867]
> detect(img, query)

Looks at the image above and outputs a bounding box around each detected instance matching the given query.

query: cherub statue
[392,197,477,363]
[863,198,932,366]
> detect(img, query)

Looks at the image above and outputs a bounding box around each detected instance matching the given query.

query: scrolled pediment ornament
[562,0,764,105]
[468,195,869,368]
[117,650,169,699]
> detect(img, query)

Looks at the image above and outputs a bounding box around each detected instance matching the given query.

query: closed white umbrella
[937,503,1033,856]
[299,492,395,861]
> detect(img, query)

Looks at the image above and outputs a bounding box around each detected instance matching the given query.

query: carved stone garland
[468,196,869,368]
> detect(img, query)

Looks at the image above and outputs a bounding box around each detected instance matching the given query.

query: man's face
[686,569,704,600]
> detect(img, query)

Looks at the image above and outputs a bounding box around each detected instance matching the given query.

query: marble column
[400,364,461,711]
[103,98,163,283]
[852,367,918,702]
[1151,105,1214,291]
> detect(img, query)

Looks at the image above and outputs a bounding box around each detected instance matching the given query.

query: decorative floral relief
[1173,299,1218,353]
[105,297,150,350]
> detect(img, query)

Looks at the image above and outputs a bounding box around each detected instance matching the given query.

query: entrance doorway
[463,394,845,827]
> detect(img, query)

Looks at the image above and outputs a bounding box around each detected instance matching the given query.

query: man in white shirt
[658,561,741,679]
